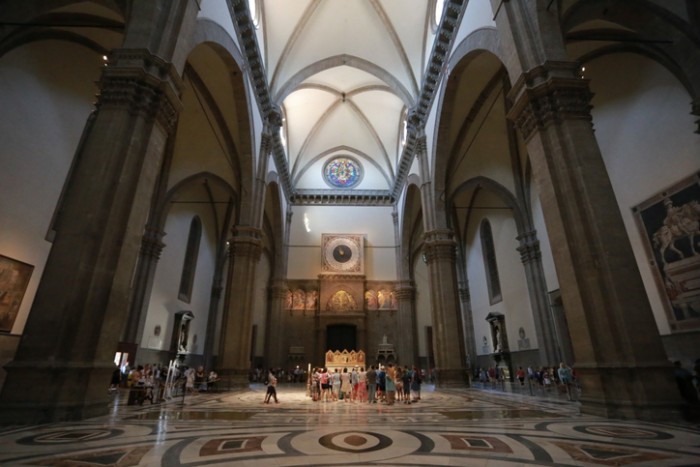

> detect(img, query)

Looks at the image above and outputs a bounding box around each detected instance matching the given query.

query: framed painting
[0,254,34,332]
[632,172,700,331]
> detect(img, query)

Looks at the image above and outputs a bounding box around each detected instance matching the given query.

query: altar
[324,349,366,371]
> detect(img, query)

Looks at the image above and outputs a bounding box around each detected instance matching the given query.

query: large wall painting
[0,254,34,333]
[633,173,700,331]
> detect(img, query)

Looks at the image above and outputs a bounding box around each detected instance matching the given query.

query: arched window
[178,216,202,303]
[480,219,502,304]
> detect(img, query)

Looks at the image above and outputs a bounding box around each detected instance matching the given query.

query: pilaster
[267,280,289,368]
[516,230,559,365]
[123,227,167,345]
[393,282,417,366]
[457,281,476,372]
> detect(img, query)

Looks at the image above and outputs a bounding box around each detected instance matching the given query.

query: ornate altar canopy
[324,349,366,371]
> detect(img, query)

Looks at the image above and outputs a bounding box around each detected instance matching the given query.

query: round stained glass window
[323,157,362,188]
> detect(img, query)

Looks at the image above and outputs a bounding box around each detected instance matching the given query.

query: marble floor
[1,383,699,466]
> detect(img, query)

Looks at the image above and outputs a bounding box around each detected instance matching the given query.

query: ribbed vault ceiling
[254,0,443,194]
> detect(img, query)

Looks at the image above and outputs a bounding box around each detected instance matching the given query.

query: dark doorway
[326,324,356,351]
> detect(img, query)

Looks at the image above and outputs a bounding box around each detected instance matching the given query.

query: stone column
[0,45,183,423]
[422,229,467,387]
[507,61,679,419]
[516,229,558,365]
[393,282,417,366]
[217,226,263,387]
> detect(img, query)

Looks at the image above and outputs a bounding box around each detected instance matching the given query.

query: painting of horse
[634,174,700,331]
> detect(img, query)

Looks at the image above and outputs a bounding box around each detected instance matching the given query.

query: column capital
[393,283,415,301]
[98,48,183,133]
[506,61,593,141]
[692,97,700,134]
[269,279,288,299]
[516,230,542,264]
[140,227,166,259]
[211,285,224,300]
[229,227,263,261]
[423,229,457,264]
[458,282,471,301]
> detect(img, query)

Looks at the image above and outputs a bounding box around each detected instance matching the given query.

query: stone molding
[506,61,593,141]
[458,285,470,301]
[516,230,542,264]
[317,274,367,282]
[423,229,457,264]
[98,49,182,133]
[393,285,415,301]
[211,285,224,300]
[291,189,394,206]
[229,227,263,261]
[140,227,165,259]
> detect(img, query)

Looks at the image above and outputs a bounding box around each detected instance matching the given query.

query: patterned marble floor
[0,383,699,466]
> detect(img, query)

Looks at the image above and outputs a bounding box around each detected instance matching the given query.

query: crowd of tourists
[476,362,579,401]
[304,363,424,405]
[110,362,219,405]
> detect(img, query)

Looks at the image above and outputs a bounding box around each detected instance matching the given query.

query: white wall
[0,41,100,334]
[587,53,700,335]
[142,198,218,357]
[466,201,538,356]
[530,182,559,293]
[287,205,397,280]
[413,257,432,358]
[252,252,271,357]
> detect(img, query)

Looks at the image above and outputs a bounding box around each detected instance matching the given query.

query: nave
[0,384,698,466]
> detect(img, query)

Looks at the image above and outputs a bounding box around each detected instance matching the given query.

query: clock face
[322,235,363,273]
[333,244,352,263]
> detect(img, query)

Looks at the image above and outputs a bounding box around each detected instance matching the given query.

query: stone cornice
[392,0,468,200]
[228,0,293,199]
[506,61,593,141]
[291,189,394,206]
[97,48,183,133]
[318,274,366,282]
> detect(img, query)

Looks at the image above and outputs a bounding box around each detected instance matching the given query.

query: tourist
[340,367,352,402]
[357,367,368,402]
[331,368,341,401]
[366,365,377,403]
[385,363,396,405]
[402,365,412,403]
[410,365,422,402]
[264,370,279,404]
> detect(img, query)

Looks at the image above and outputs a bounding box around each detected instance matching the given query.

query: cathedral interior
[0,0,699,465]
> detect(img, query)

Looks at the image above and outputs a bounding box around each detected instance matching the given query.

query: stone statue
[494,326,502,352]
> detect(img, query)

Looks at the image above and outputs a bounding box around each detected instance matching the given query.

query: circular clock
[324,236,361,272]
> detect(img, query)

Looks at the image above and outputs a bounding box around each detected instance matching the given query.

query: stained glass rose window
[323,156,362,188]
